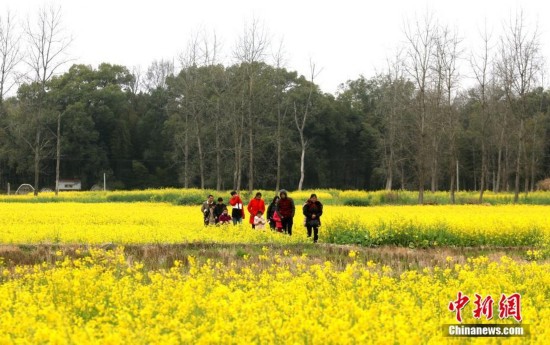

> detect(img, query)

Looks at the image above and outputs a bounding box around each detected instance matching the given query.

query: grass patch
[0,243,544,277]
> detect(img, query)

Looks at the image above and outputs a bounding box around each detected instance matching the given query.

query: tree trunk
[183,114,189,188]
[298,135,305,191]
[197,135,204,189]
[33,129,40,196]
[418,184,424,204]
[513,119,523,203]
[456,160,459,193]
[400,165,405,190]
[55,112,61,196]
[431,156,437,192]
[233,112,244,192]
[215,120,221,191]
[530,153,535,193]
[248,124,254,193]
[450,165,456,204]
[479,140,486,203]
[503,143,510,192]
[496,143,502,193]
[385,154,393,191]
[418,160,425,204]
[276,106,282,192]
[530,128,536,192]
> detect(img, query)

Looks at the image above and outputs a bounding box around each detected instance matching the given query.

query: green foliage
[343,198,371,206]
[2,61,550,192]
[324,216,546,248]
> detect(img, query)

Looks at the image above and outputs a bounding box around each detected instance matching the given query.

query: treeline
[0,8,549,202]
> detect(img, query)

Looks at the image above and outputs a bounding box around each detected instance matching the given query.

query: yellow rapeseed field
[0,247,547,344]
[0,203,549,247]
[0,200,549,344]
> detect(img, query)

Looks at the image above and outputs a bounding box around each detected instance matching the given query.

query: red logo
[448,291,470,323]
[449,292,522,322]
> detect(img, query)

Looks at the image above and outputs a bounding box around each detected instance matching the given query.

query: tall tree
[435,25,462,202]
[404,13,438,203]
[497,11,542,202]
[378,51,413,190]
[470,23,493,201]
[293,61,318,191]
[271,40,293,191]
[24,5,71,195]
[0,10,21,104]
[234,18,269,192]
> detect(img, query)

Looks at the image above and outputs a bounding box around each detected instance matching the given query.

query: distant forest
[1,8,549,203]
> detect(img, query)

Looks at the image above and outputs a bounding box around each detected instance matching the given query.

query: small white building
[58,179,82,191]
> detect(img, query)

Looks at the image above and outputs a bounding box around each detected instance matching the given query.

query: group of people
[200,189,324,243]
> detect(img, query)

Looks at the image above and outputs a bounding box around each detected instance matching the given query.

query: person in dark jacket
[213,197,226,223]
[266,196,280,230]
[303,193,323,243]
[278,189,295,235]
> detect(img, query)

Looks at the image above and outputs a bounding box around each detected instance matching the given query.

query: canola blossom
[0,203,305,245]
[324,205,550,247]
[2,189,550,206]
[0,248,548,344]
[0,203,549,248]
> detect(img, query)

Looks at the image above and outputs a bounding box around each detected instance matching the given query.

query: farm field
[0,192,549,344]
[3,188,550,206]
[0,202,548,249]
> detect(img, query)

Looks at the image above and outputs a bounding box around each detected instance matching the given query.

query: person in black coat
[303,193,323,243]
[266,196,280,230]
[213,197,226,223]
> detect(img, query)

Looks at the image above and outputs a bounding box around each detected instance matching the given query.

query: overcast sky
[2,0,550,94]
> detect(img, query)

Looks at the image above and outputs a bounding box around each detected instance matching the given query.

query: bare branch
[24,5,72,86]
[0,9,22,101]
[234,17,269,64]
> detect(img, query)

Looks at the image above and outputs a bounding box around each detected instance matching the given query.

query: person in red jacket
[278,189,295,235]
[247,192,266,229]
[229,191,245,225]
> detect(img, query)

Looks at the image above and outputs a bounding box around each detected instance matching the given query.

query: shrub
[536,178,550,191]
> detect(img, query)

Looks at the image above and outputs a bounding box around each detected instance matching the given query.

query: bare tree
[293,60,319,191]
[24,5,71,195]
[404,13,438,203]
[0,10,21,103]
[170,31,223,190]
[184,39,206,189]
[470,22,493,201]
[272,38,290,191]
[0,10,22,191]
[25,6,71,88]
[199,30,225,190]
[171,34,202,188]
[129,65,143,95]
[497,11,542,202]
[144,59,174,92]
[234,17,269,193]
[379,50,409,190]
[436,25,462,203]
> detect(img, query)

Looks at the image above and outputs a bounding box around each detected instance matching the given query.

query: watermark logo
[443,324,530,337]
[448,292,522,322]
[445,292,528,337]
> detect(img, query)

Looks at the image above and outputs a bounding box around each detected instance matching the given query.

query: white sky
[3,0,550,94]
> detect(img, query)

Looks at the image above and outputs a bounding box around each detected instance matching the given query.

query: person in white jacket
[253,210,267,230]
